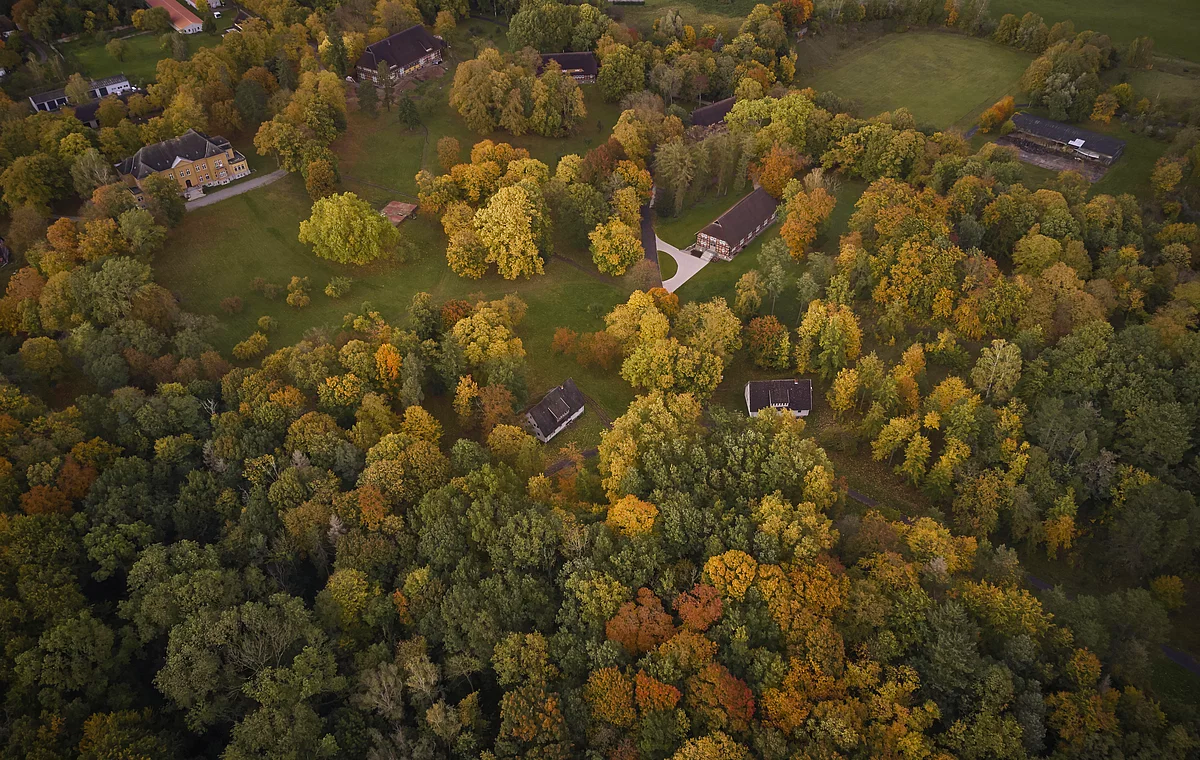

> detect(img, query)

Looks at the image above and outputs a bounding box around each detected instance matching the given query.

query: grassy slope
[60,18,236,84]
[806,31,1032,129]
[988,0,1200,62]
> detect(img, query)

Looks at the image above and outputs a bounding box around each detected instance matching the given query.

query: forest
[0,0,1196,753]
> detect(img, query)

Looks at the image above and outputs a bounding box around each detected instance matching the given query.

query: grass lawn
[654,190,745,249]
[60,19,235,84]
[155,174,637,442]
[806,31,1032,129]
[1090,123,1166,198]
[658,252,677,280]
[1125,67,1200,111]
[988,0,1200,62]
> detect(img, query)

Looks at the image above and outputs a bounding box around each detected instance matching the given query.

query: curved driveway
[657,237,708,293]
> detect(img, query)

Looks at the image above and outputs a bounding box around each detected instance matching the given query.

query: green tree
[298,192,400,265]
[105,38,127,62]
[357,80,378,117]
[140,173,186,227]
[969,339,1022,401]
[589,217,644,276]
[529,62,586,137]
[474,184,547,279]
[65,72,91,105]
[397,95,420,130]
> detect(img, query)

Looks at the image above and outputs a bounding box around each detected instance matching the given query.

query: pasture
[988,0,1199,62]
[805,31,1032,129]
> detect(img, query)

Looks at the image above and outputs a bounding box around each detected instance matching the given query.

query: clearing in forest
[805,31,1032,129]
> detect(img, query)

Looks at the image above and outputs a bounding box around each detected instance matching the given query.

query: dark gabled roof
[537,52,597,77]
[699,186,778,245]
[528,379,585,437]
[115,129,234,179]
[690,96,735,127]
[355,25,443,71]
[1011,112,1126,158]
[0,16,15,33]
[74,89,140,126]
[747,379,812,414]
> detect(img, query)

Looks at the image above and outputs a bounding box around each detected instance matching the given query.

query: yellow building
[115,129,249,201]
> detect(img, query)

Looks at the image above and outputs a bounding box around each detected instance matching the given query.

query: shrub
[220,296,243,314]
[257,316,277,333]
[250,277,268,293]
[232,332,268,359]
[286,276,311,309]
[262,283,282,300]
[325,276,353,298]
[551,327,578,355]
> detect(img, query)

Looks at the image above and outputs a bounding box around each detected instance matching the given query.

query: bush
[232,332,268,359]
[220,296,243,314]
[999,119,1015,136]
[325,276,353,298]
[250,277,268,293]
[257,316,277,333]
[262,283,282,300]
[286,276,311,309]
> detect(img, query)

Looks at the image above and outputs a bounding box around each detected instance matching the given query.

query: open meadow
[987,0,1200,61]
[59,18,236,84]
[804,31,1032,129]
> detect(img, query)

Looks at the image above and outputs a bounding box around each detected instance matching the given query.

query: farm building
[745,379,813,417]
[145,0,203,33]
[690,97,735,127]
[694,186,779,260]
[29,75,132,113]
[355,25,444,83]
[1010,113,1126,165]
[537,53,598,83]
[527,379,585,443]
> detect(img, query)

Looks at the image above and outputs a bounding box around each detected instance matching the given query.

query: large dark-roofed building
[690,96,735,127]
[745,379,813,417]
[527,379,586,442]
[355,25,444,83]
[1010,112,1126,165]
[694,186,779,260]
[538,52,597,83]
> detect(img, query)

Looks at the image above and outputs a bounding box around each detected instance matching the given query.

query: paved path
[658,236,708,293]
[639,205,658,266]
[185,169,288,211]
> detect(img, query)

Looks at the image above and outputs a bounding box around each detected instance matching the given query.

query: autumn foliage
[977,95,1015,133]
[606,587,676,655]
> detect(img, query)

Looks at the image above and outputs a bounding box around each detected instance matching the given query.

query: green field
[806,31,1033,128]
[1125,68,1200,111]
[60,18,235,84]
[988,0,1200,62]
[155,174,638,426]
